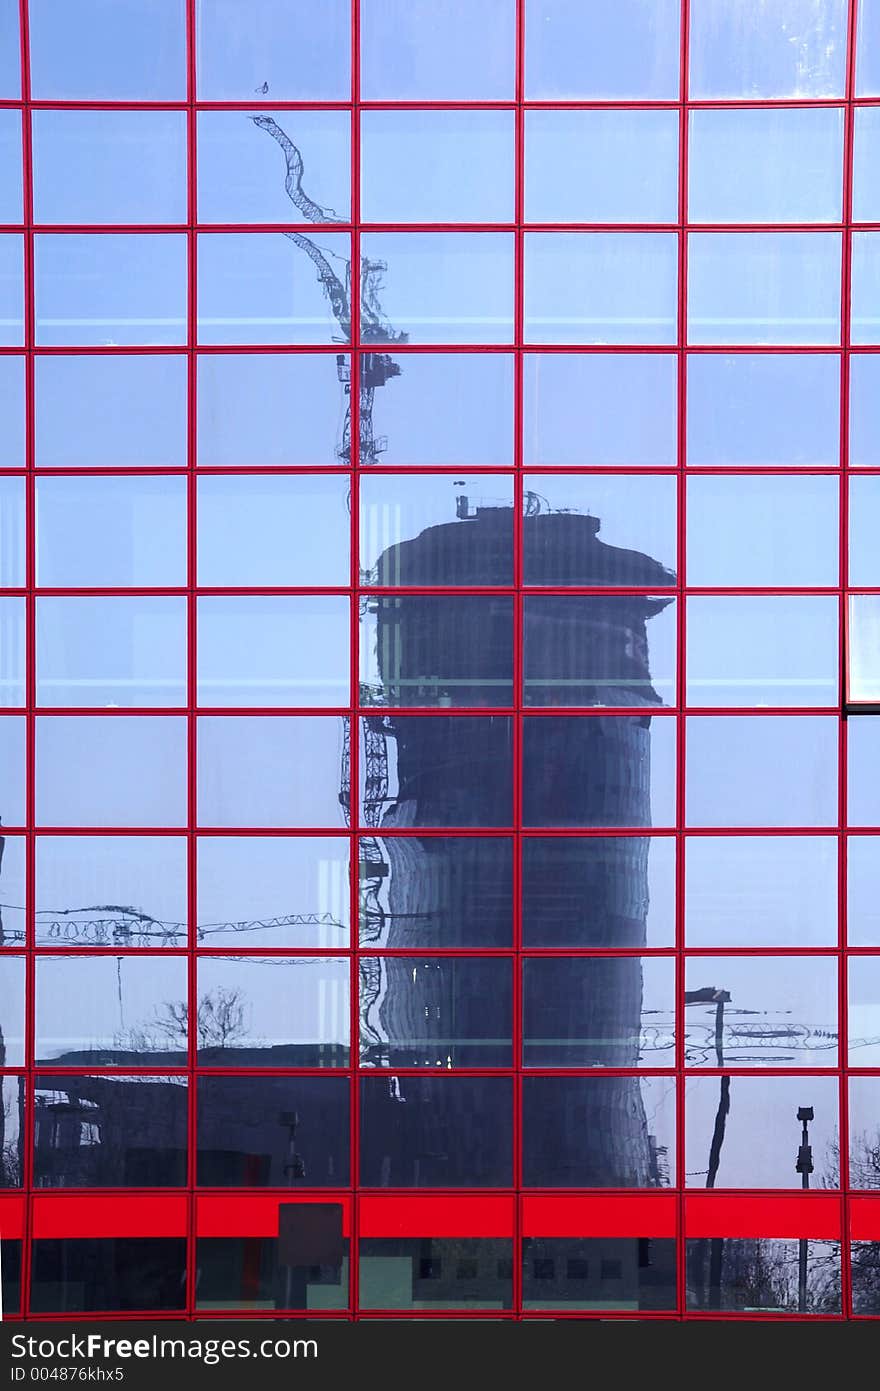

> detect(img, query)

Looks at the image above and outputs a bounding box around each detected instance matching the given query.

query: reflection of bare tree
[115,988,246,1055]
[689,1238,841,1313]
[1,1082,20,1187]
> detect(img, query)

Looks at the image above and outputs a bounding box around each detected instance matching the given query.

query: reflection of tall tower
[365,501,673,1187]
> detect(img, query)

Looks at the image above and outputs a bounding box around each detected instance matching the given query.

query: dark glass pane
[848,1077,880,1189]
[29,0,186,100]
[522,482,676,585]
[361,596,514,708]
[686,596,838,708]
[521,835,675,949]
[37,597,187,708]
[366,716,513,829]
[36,835,187,948]
[525,0,681,99]
[37,716,186,829]
[522,956,675,1067]
[525,110,678,223]
[522,715,677,829]
[524,596,675,707]
[523,356,677,467]
[1,1239,20,1315]
[30,1238,187,1313]
[685,1238,840,1314]
[361,111,513,223]
[198,110,350,224]
[687,473,838,584]
[34,955,188,1066]
[522,1237,676,1311]
[359,957,512,1067]
[359,835,513,948]
[687,353,840,467]
[197,836,349,950]
[33,1075,187,1188]
[197,353,349,468]
[689,0,847,98]
[197,475,349,588]
[195,957,349,1068]
[197,596,349,709]
[525,233,678,346]
[360,475,514,585]
[35,355,187,468]
[36,476,186,588]
[359,233,514,345]
[852,1243,880,1313]
[197,1076,349,1187]
[197,1229,349,1311]
[0,1075,23,1185]
[522,1075,676,1187]
[686,836,837,947]
[360,0,515,100]
[688,233,841,346]
[35,234,187,348]
[0,955,24,1065]
[685,716,838,828]
[198,233,350,346]
[359,1076,512,1187]
[360,355,514,468]
[197,715,347,829]
[32,110,186,224]
[196,0,350,100]
[684,955,838,1068]
[684,1074,839,1188]
[359,1238,512,1310]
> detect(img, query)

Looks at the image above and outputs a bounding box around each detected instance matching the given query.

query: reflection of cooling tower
[365,505,673,1188]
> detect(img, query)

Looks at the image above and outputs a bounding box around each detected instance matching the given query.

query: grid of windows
[3,0,880,1320]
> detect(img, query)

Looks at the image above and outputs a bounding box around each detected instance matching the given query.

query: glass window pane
[850,956,880,1065]
[198,1077,349,1187]
[524,110,678,224]
[359,1076,513,1187]
[197,836,349,949]
[35,955,188,1064]
[32,111,186,225]
[36,835,187,948]
[36,355,186,468]
[361,353,514,468]
[360,956,512,1067]
[197,596,349,709]
[360,0,515,100]
[849,1076,880,1185]
[0,955,24,1064]
[523,355,677,467]
[523,475,677,579]
[0,476,24,587]
[525,232,678,346]
[522,835,675,949]
[195,957,349,1067]
[359,1238,511,1311]
[522,714,677,829]
[522,1075,676,1187]
[685,1075,839,1187]
[367,715,512,829]
[685,715,838,827]
[850,595,880,702]
[197,1225,349,1311]
[33,1076,187,1188]
[197,475,348,588]
[686,596,838,708]
[0,0,19,98]
[197,715,346,828]
[36,476,186,588]
[198,111,350,225]
[525,0,681,99]
[689,0,848,98]
[0,234,23,345]
[360,835,513,948]
[687,474,839,585]
[29,0,186,100]
[686,1238,840,1314]
[852,232,880,344]
[854,108,880,221]
[36,715,187,827]
[851,476,880,586]
[361,111,513,223]
[361,595,514,708]
[522,1237,676,1312]
[688,107,843,223]
[197,353,348,468]
[688,232,841,346]
[0,834,25,945]
[0,718,26,825]
[37,597,186,709]
[686,836,837,947]
[0,110,22,223]
[35,234,186,348]
[848,835,880,946]
[0,357,24,466]
[359,474,514,585]
[849,717,880,825]
[523,956,675,1067]
[30,1238,186,1313]
[857,0,880,93]
[198,232,350,347]
[0,597,25,705]
[687,353,840,466]
[851,354,880,466]
[524,596,676,707]
[0,1075,22,1186]
[684,955,838,1067]
[359,234,514,346]
[196,0,350,100]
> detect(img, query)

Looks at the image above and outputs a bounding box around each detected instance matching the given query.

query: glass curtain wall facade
[1,0,880,1320]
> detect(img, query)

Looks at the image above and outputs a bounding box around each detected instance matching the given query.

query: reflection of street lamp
[683,986,732,1310]
[280,1110,305,1184]
[796,1105,814,1314]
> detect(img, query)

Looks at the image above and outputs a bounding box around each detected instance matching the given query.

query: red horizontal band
[358,1195,515,1238]
[522,1194,677,1238]
[0,1195,25,1240]
[685,1193,842,1239]
[850,1197,880,1241]
[32,1195,188,1240]
[196,1195,351,1238]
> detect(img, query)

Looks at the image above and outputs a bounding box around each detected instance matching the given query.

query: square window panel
[36,355,186,467]
[852,232,880,344]
[523,354,677,467]
[28,0,186,99]
[36,476,186,588]
[0,110,22,224]
[359,233,514,345]
[523,475,676,583]
[0,356,24,466]
[35,955,188,1065]
[687,353,840,466]
[36,715,187,827]
[359,956,512,1067]
[361,110,513,224]
[32,111,186,226]
[361,595,514,708]
[196,0,349,99]
[685,1075,839,1186]
[687,474,839,587]
[525,232,678,346]
[196,1076,350,1186]
[0,0,19,98]
[689,0,848,98]
[687,232,841,346]
[688,107,843,223]
[521,834,676,949]
[522,1075,676,1187]
[849,956,880,1067]
[361,835,513,948]
[361,353,514,467]
[32,1075,188,1189]
[685,715,838,828]
[685,835,837,947]
[0,596,25,705]
[369,715,513,829]
[359,1075,513,1187]
[686,595,838,708]
[684,955,838,1068]
[197,835,349,950]
[198,232,350,346]
[524,0,681,99]
[360,0,515,100]
[857,0,880,93]
[197,715,347,828]
[197,353,348,468]
[196,956,350,1068]
[35,835,188,948]
[35,234,187,348]
[849,717,880,825]
[523,595,676,708]
[522,956,675,1068]
[198,110,350,225]
[849,595,880,703]
[0,234,23,346]
[359,474,514,585]
[197,595,350,708]
[197,474,349,587]
[524,110,679,224]
[30,1237,186,1314]
[0,475,25,587]
[522,714,677,829]
[847,835,880,946]
[36,597,187,709]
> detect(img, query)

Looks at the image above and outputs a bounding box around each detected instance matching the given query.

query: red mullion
[513,0,525,1314]
[349,0,361,1323]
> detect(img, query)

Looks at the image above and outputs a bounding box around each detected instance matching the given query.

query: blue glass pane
[0,475,25,586]
[849,476,880,584]
[0,956,24,1063]
[37,597,187,709]
[197,716,346,829]
[0,234,23,346]
[522,956,675,1067]
[362,354,514,468]
[850,354,880,466]
[197,836,349,949]
[0,356,24,466]
[852,233,880,344]
[857,0,880,93]
[847,836,880,947]
[0,717,26,825]
[36,355,186,467]
[198,111,350,225]
[35,955,188,1064]
[360,0,515,100]
[359,956,512,1067]
[198,233,350,347]
[688,108,843,223]
[686,596,838,707]
[197,475,349,587]
[196,0,350,100]
[36,716,187,828]
[689,0,848,98]
[849,956,880,1066]
[686,715,838,827]
[359,233,514,346]
[362,110,514,224]
[522,835,676,949]
[684,955,838,1068]
[854,108,880,221]
[685,1075,839,1186]
[525,110,679,224]
[195,957,349,1067]
[33,111,186,225]
[35,234,187,348]
[522,715,677,829]
[524,354,677,466]
[688,233,841,346]
[525,0,681,99]
[36,835,187,948]
[197,353,348,468]
[849,718,880,826]
[0,110,22,223]
[851,602,880,705]
[523,474,677,577]
[29,0,186,99]
[0,0,19,98]
[525,233,678,345]
[686,835,837,946]
[197,596,350,708]
[36,476,186,588]
[687,474,839,586]
[688,354,840,466]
